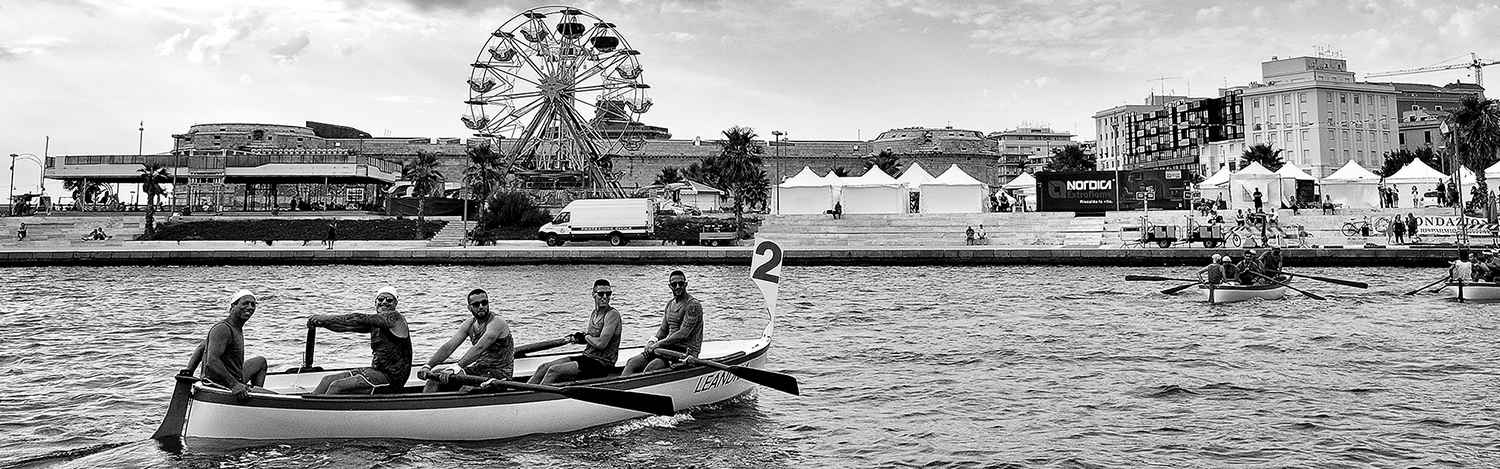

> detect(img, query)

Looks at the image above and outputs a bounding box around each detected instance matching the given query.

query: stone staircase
[425,220,468,247]
[755,212,1105,247]
[0,216,135,247]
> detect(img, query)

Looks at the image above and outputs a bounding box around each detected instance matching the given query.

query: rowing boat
[1444,280,1500,302]
[155,240,795,449]
[1199,280,1289,304]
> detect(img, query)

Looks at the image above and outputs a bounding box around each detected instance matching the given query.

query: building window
[1301,111,1308,123]
[1302,149,1310,164]
[1253,99,1260,109]
[1340,94,1347,104]
[1424,131,1431,144]
[1354,95,1360,104]
[1283,95,1291,105]
[1302,130,1310,141]
[1356,132,1362,142]
[1436,105,1444,112]
[1399,133,1406,145]
[1299,92,1307,103]
[1344,131,1350,141]
[1326,92,1333,103]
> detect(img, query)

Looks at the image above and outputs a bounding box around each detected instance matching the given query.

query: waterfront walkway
[0,209,1487,267]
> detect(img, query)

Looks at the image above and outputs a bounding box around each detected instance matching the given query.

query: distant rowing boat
[1200,280,1289,304]
[1444,280,1500,302]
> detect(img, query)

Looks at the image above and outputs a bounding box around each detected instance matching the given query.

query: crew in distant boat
[1221,255,1240,285]
[1237,249,1264,285]
[307,286,412,394]
[419,288,513,392]
[1197,254,1226,285]
[529,279,623,384]
[1260,247,1284,276]
[183,290,273,402]
[622,270,704,376]
[1449,249,1474,282]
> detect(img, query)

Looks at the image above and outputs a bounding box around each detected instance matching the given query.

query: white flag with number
[750,240,783,338]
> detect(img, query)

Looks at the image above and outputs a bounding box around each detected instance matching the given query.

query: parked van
[537,198,655,246]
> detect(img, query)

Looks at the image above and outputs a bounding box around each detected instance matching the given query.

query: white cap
[376,286,398,301]
[1211,254,1222,261]
[229,289,255,305]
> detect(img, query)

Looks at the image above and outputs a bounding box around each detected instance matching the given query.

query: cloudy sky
[3,0,1498,195]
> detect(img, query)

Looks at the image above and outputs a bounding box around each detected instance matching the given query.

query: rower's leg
[527,357,568,384]
[539,361,581,384]
[243,356,268,387]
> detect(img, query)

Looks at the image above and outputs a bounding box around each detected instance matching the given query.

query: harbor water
[0,264,1494,468]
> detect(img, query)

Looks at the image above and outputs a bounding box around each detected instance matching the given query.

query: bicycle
[1341,217,1391,237]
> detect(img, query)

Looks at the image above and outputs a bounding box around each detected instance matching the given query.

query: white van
[537,198,655,246]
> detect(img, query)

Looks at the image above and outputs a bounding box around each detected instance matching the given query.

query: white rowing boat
[1200,280,1289,304]
[1444,280,1500,302]
[154,240,796,449]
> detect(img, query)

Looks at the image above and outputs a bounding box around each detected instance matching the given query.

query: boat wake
[3,442,129,469]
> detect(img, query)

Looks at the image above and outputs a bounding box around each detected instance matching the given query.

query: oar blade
[1161,282,1201,295]
[1405,276,1449,296]
[727,365,801,396]
[151,374,198,443]
[1126,275,1171,281]
[557,386,677,416]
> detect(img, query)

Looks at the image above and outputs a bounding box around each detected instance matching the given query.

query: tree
[711,126,767,231]
[653,167,684,185]
[1447,95,1500,211]
[462,141,504,215]
[138,164,170,240]
[1239,143,1284,172]
[402,150,445,231]
[864,149,903,176]
[1041,145,1096,172]
[830,167,851,178]
[1378,147,1439,178]
[62,179,106,210]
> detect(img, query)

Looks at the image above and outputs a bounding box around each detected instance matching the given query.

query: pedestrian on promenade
[1406,213,1418,241]
[1392,216,1406,244]
[326,222,337,250]
[976,224,987,243]
[1252,188,1264,213]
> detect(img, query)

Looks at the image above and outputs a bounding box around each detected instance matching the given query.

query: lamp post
[1440,121,1466,245]
[8,153,44,216]
[771,131,784,214]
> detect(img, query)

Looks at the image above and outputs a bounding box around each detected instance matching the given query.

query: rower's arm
[308,313,382,333]
[425,318,474,368]
[455,319,510,368]
[181,340,206,375]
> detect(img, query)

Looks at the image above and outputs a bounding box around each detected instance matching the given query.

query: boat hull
[1200,282,1288,303]
[1444,280,1500,301]
[179,338,769,443]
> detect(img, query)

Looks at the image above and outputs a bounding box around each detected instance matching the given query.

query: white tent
[1198,166,1232,205]
[1385,160,1448,208]
[775,166,834,214]
[1319,160,1381,209]
[1001,172,1037,211]
[840,167,907,214]
[920,164,988,213]
[1487,160,1500,181]
[1275,162,1316,207]
[1228,162,1282,212]
[896,162,935,188]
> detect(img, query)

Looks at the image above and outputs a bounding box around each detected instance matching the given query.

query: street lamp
[1440,121,1466,244]
[771,131,784,214]
[9,153,44,216]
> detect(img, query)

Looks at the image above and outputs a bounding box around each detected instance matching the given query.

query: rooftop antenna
[1148,76,1181,96]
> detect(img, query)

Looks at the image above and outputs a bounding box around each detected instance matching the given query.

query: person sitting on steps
[965,226,976,245]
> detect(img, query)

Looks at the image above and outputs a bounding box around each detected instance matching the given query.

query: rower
[306,287,413,395]
[622,270,704,376]
[1260,247,1284,278]
[528,279,623,384]
[1221,255,1240,285]
[1450,249,1474,281]
[1197,254,1225,285]
[419,288,513,393]
[1236,249,1263,284]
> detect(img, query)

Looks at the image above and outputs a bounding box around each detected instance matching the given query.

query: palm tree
[653,167,684,185]
[1378,148,1440,178]
[1446,95,1500,211]
[402,150,446,230]
[712,126,766,230]
[1042,145,1096,172]
[62,179,105,210]
[864,149,904,176]
[1239,143,1285,171]
[462,142,503,214]
[138,163,170,239]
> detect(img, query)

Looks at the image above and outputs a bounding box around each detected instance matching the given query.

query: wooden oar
[288,326,322,373]
[1251,272,1325,300]
[1268,270,1368,289]
[1127,275,1201,282]
[150,374,199,442]
[1404,275,1449,296]
[653,349,800,396]
[514,337,571,358]
[1161,282,1202,295]
[429,372,676,416]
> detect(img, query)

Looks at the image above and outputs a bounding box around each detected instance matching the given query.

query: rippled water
[0,264,1494,468]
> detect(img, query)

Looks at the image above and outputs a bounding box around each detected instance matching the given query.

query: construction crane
[1366,52,1498,87]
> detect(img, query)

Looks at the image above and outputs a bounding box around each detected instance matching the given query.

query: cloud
[1195,6,1223,22]
[1023,77,1054,87]
[0,36,70,61]
[240,74,254,83]
[186,8,270,64]
[332,40,362,56]
[659,32,697,42]
[374,95,436,104]
[271,30,312,64]
[157,28,193,56]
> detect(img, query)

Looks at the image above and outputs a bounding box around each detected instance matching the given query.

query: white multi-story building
[1241,56,1399,179]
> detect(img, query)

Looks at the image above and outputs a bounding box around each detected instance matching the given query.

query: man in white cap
[307,286,412,394]
[182,290,272,401]
[1196,254,1225,285]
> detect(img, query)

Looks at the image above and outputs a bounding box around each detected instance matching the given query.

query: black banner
[1035,170,1190,213]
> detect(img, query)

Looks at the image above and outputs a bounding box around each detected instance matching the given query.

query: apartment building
[1240,56,1399,179]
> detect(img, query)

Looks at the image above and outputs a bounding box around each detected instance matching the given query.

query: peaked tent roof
[1321,160,1381,182]
[779,166,827,187]
[1387,159,1447,181]
[1002,172,1036,190]
[1233,162,1275,177]
[1486,160,1500,178]
[849,166,897,184]
[821,172,846,186]
[1199,166,1231,188]
[896,162,936,187]
[929,164,986,186]
[1276,162,1316,180]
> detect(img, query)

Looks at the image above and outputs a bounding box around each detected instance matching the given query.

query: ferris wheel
[462,6,652,197]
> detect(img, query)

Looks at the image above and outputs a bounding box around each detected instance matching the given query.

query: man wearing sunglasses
[529,279,623,384]
[307,286,413,394]
[622,270,703,375]
[419,288,514,392]
[181,290,274,401]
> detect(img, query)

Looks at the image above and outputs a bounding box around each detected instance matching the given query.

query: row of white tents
[776,162,994,214]
[1199,159,1500,210]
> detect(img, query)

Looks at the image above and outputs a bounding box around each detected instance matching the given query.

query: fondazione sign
[1407,215,1499,236]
